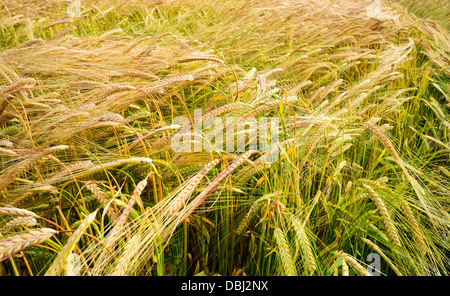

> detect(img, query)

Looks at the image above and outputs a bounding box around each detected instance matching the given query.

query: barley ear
[342,258,349,276]
[288,214,317,275]
[0,145,70,192]
[0,207,38,218]
[401,202,427,254]
[274,227,297,276]
[131,177,148,212]
[361,238,402,276]
[235,201,263,236]
[364,121,433,221]
[335,251,371,276]
[363,184,401,247]
[179,151,255,222]
[0,228,57,260]
[0,216,38,232]
[45,211,97,275]
[168,158,221,216]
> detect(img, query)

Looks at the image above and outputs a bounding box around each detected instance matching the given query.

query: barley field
[0,0,449,276]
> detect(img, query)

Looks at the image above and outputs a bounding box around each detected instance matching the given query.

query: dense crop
[0,0,449,276]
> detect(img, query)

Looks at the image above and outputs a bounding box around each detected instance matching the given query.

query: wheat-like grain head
[0,228,57,260]
[335,251,371,276]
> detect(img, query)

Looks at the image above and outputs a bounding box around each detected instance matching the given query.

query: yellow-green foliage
[0,0,449,276]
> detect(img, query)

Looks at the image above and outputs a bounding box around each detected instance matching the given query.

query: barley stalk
[50,27,77,41]
[96,85,136,101]
[1,78,37,94]
[176,55,226,64]
[361,238,402,276]
[201,102,250,121]
[0,112,17,125]
[0,207,38,218]
[111,232,141,276]
[103,177,149,252]
[122,37,152,53]
[73,158,153,178]
[41,19,74,31]
[401,202,427,254]
[364,121,432,221]
[305,119,331,154]
[0,228,57,260]
[330,143,353,158]
[233,162,264,185]
[45,161,95,185]
[235,201,263,235]
[131,178,149,212]
[269,199,286,213]
[0,145,70,192]
[178,151,256,222]
[104,200,135,251]
[45,211,97,275]
[335,251,371,276]
[85,182,119,221]
[288,214,317,275]
[65,253,81,276]
[287,80,313,96]
[143,75,194,93]
[0,216,38,232]
[274,227,297,276]
[342,258,349,276]
[363,184,401,247]
[168,159,221,216]
[113,70,159,80]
